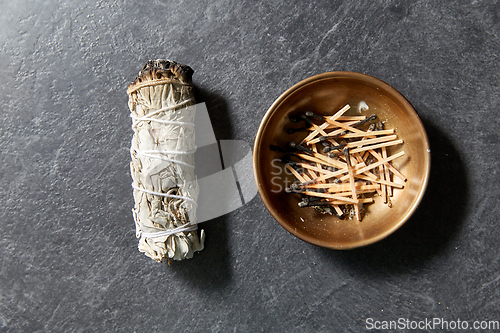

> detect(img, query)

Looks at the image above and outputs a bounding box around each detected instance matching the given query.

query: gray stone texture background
[1,0,499,332]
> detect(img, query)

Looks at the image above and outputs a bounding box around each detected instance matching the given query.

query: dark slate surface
[1,1,499,332]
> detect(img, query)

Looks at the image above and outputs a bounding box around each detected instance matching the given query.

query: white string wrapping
[129,99,194,131]
[140,222,198,238]
[131,183,198,207]
[130,98,201,241]
[131,147,196,169]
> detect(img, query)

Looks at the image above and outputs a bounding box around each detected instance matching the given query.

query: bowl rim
[253,71,431,249]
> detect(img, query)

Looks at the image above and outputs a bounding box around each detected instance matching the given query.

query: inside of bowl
[254,73,430,249]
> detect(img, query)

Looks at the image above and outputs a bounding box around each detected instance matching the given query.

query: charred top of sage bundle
[127,59,194,94]
[141,59,194,81]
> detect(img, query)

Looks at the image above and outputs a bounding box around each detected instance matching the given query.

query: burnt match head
[343,147,351,166]
[351,114,377,127]
[305,111,325,120]
[288,141,315,155]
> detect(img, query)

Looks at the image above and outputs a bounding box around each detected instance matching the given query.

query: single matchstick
[343,147,360,221]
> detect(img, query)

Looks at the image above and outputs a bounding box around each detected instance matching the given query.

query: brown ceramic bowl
[253,71,430,249]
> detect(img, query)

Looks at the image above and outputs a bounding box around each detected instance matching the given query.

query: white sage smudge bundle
[127,60,204,263]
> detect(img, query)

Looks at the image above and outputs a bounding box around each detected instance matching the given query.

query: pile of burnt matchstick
[277,104,407,221]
